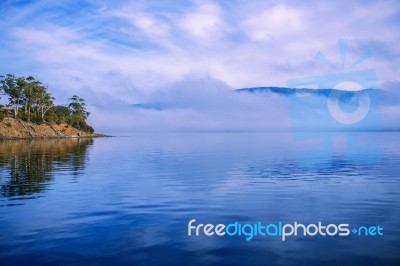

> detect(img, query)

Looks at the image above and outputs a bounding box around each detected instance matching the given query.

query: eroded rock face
[0,118,98,139]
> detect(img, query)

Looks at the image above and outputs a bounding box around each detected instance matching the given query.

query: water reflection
[0,134,399,265]
[0,138,93,199]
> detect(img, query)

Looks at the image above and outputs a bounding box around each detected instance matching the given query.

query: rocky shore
[0,118,105,139]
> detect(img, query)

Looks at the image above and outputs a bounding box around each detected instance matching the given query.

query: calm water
[0,133,399,266]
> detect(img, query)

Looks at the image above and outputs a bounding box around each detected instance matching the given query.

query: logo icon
[286,40,381,167]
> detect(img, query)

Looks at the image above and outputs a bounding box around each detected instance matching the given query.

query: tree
[21,76,39,122]
[0,74,24,119]
[36,86,54,120]
[68,95,89,119]
[0,76,4,101]
[67,95,93,133]
[51,105,71,123]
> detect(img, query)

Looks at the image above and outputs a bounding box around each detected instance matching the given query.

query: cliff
[0,118,104,139]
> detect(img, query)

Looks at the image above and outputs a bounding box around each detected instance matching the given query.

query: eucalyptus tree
[35,85,55,120]
[68,95,90,119]
[0,74,24,118]
[21,76,39,121]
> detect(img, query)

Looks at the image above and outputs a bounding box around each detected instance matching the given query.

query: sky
[0,0,399,133]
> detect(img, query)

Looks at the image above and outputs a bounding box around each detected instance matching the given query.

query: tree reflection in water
[0,138,93,199]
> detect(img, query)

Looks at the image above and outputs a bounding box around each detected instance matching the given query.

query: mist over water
[87,77,400,135]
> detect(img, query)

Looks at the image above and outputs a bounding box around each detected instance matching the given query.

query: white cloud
[242,4,304,41]
[111,10,170,39]
[12,27,103,64]
[178,2,224,40]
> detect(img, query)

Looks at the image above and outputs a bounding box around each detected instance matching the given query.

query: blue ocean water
[0,132,399,266]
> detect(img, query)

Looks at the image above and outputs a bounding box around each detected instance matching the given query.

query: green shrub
[19,112,30,121]
[45,112,57,123]
[35,116,44,125]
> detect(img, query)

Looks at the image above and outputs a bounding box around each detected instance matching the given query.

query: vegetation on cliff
[0,74,93,133]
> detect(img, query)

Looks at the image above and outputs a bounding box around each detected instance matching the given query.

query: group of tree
[0,74,94,133]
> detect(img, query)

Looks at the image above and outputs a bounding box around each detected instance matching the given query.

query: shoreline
[0,117,110,140]
[0,134,111,141]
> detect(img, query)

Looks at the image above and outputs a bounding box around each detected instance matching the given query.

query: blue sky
[1,0,399,132]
